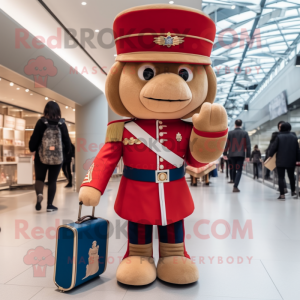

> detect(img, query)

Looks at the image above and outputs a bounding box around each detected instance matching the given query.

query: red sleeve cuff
[193,127,228,138]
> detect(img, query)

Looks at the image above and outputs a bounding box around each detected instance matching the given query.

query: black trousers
[227,159,232,180]
[225,160,229,178]
[62,161,72,185]
[230,157,245,188]
[34,159,62,206]
[277,167,295,196]
[253,162,259,178]
[220,158,224,172]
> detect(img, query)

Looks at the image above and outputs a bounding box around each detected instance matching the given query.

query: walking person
[251,145,261,179]
[267,123,289,192]
[62,143,75,188]
[269,122,300,200]
[29,101,71,211]
[223,119,251,192]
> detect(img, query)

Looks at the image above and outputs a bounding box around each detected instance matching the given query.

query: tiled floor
[0,173,300,300]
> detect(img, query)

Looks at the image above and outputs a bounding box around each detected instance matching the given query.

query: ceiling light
[45,97,48,100]
[30,93,33,96]
[81,2,87,5]
[169,1,174,4]
[25,89,29,92]
[10,82,14,86]
[16,88,20,90]
[73,108,76,111]
[114,54,117,57]
[0,78,1,81]
[65,106,69,109]
[231,5,236,9]
[95,29,99,32]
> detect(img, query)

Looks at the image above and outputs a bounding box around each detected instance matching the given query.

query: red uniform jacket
[81,119,227,225]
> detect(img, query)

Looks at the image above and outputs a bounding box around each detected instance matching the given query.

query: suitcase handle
[76,201,96,224]
[76,215,97,224]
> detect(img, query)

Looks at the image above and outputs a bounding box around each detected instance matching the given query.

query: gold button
[159,126,163,130]
[159,132,164,136]
[160,158,164,162]
[160,165,164,169]
[160,139,164,143]
[159,121,163,124]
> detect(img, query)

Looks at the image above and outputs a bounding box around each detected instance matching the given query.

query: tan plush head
[105,62,217,120]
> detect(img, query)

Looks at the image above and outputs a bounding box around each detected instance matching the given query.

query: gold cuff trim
[159,242,184,257]
[115,32,214,45]
[129,243,152,257]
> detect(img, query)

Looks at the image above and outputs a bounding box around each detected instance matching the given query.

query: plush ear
[182,65,217,119]
[105,62,134,118]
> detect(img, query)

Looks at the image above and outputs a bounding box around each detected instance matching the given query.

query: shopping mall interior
[1,0,300,299]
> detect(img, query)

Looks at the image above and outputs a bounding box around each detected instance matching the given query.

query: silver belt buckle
[155,170,170,183]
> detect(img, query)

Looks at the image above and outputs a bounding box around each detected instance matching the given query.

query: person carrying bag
[29,101,71,211]
[268,122,300,200]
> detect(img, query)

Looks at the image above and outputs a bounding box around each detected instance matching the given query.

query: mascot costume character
[79,4,228,286]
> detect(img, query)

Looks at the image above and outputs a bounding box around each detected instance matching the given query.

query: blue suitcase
[54,202,109,292]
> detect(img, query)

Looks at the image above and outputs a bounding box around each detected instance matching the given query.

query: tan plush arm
[79,186,101,207]
[190,103,228,163]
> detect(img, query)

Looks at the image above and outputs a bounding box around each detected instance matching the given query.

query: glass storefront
[0,101,75,189]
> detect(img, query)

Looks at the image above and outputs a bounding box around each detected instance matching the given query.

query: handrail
[242,161,300,199]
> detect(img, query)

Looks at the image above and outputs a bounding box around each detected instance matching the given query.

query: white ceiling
[0,8,104,106]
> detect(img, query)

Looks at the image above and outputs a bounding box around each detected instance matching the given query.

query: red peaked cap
[113,4,216,65]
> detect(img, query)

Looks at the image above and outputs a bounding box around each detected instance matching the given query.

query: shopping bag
[264,153,276,171]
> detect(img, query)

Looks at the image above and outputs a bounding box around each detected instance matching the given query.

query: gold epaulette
[105,121,126,143]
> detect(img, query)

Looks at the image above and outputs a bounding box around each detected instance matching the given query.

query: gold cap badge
[154,32,184,48]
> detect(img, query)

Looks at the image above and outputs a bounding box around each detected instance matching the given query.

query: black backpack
[38,118,64,165]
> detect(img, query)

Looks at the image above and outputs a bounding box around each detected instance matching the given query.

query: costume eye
[43,67,47,71]
[178,67,193,82]
[138,65,156,81]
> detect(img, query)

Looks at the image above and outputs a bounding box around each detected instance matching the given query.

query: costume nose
[141,73,192,101]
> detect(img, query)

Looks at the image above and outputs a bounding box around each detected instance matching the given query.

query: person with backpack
[29,101,71,211]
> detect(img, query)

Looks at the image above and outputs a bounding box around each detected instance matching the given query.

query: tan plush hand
[79,186,101,207]
[192,103,228,132]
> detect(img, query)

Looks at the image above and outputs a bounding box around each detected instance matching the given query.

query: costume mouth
[144,97,190,102]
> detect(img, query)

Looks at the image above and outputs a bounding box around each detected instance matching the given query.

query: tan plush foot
[157,256,199,284]
[116,256,156,286]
